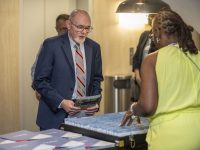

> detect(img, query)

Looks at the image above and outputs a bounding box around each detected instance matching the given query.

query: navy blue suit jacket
[33,32,103,129]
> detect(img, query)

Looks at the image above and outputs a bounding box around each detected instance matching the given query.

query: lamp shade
[116,0,170,14]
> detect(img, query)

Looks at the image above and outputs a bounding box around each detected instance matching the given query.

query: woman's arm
[121,52,158,126]
[135,52,158,116]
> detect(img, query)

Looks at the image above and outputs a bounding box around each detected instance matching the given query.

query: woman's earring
[156,37,160,43]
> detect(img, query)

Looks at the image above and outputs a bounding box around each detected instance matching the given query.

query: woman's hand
[120,110,135,126]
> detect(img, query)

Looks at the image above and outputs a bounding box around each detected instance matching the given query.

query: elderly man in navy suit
[33,9,103,130]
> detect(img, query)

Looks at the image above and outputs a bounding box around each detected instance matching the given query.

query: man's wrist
[59,99,69,109]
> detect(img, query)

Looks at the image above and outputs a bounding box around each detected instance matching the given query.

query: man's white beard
[74,37,86,44]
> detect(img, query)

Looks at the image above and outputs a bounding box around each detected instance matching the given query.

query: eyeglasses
[70,21,93,33]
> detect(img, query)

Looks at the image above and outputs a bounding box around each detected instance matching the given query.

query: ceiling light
[116,0,170,14]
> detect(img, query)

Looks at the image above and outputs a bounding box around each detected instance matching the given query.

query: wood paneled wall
[0,0,20,134]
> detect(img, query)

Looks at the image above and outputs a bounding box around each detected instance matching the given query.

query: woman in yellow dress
[121,10,200,150]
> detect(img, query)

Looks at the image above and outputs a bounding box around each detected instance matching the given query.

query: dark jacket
[33,32,103,129]
[132,30,156,71]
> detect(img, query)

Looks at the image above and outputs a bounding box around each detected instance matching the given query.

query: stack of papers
[0,130,52,142]
[0,129,115,150]
[0,137,85,150]
[0,139,15,145]
[38,129,82,139]
[73,136,115,150]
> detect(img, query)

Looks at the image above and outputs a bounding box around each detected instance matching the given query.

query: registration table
[60,112,149,150]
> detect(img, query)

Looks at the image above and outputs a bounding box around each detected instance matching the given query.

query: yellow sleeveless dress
[146,44,200,150]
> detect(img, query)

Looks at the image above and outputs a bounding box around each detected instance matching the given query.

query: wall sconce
[116,0,170,14]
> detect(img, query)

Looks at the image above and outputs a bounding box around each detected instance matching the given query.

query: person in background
[33,9,103,130]
[132,14,157,87]
[121,10,200,150]
[55,14,70,35]
[131,14,157,101]
[31,14,69,100]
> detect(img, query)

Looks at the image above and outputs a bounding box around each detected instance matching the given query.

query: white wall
[163,0,200,33]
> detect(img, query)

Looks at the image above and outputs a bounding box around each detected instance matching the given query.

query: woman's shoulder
[143,51,158,67]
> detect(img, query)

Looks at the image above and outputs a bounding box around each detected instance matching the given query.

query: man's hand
[85,104,99,116]
[61,99,81,116]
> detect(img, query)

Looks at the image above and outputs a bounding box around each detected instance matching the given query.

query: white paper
[92,141,115,147]
[61,140,85,148]
[31,134,52,140]
[0,140,16,145]
[32,144,55,150]
[62,132,82,139]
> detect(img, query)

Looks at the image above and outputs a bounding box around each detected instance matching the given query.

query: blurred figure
[55,14,70,35]
[131,14,157,101]
[132,14,157,85]
[33,9,103,130]
[121,10,200,150]
[132,7,171,101]
[31,14,69,100]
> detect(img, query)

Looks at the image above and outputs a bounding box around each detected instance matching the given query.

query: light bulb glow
[118,13,148,28]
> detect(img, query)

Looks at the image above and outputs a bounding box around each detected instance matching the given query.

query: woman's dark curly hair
[154,10,199,54]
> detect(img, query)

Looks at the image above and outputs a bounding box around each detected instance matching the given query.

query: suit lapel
[84,42,92,91]
[61,33,75,73]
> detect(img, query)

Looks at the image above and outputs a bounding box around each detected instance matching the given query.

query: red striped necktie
[74,44,86,97]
